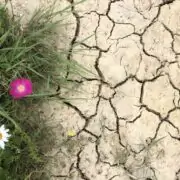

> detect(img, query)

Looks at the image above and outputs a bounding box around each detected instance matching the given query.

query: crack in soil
[45,0,180,179]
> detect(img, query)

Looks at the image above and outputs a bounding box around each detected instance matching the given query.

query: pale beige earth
[4,0,180,179]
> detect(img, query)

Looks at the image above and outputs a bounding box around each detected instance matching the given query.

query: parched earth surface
[6,0,180,179]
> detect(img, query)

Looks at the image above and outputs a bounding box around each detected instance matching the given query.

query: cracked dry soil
[6,0,180,180]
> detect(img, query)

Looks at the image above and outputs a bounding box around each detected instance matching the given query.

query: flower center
[17,85,25,93]
[0,133,3,140]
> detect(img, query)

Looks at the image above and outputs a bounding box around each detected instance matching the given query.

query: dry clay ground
[5,0,180,179]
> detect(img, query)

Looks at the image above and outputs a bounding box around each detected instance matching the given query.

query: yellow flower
[67,130,76,137]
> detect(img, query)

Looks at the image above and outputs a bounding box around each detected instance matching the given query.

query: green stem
[0,109,19,130]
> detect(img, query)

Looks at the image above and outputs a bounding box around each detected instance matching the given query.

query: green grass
[0,1,87,179]
[0,4,86,94]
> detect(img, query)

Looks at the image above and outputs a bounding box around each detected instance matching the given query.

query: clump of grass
[0,3,86,95]
[0,1,87,179]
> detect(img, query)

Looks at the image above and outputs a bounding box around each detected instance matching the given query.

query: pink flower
[9,78,33,99]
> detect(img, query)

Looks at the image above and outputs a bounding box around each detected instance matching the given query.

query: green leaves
[0,5,9,35]
[0,109,19,129]
[0,167,7,180]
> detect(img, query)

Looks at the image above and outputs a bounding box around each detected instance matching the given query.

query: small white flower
[0,125,11,149]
